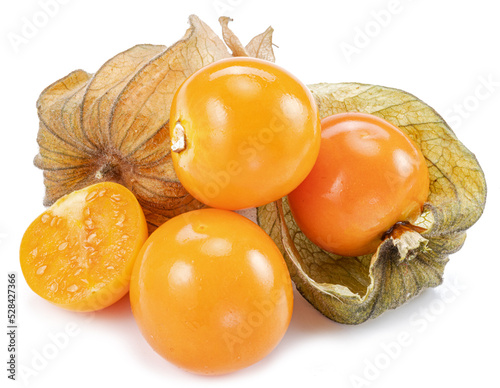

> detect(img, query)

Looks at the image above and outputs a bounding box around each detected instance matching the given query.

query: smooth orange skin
[130,209,293,375]
[287,112,430,257]
[170,57,321,210]
[20,182,148,312]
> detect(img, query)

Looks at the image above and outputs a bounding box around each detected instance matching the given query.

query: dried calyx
[35,15,274,233]
[258,83,486,324]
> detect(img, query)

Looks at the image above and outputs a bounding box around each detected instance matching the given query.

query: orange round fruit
[169,57,321,210]
[130,208,293,375]
[287,112,430,257]
[20,182,148,311]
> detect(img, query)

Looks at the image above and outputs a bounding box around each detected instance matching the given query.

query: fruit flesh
[20,182,148,311]
[287,112,430,257]
[170,57,321,210]
[130,208,293,375]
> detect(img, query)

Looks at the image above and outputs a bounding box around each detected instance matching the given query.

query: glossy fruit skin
[130,208,293,375]
[170,57,321,210]
[287,112,430,257]
[19,182,148,312]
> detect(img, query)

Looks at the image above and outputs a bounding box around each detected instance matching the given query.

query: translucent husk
[34,15,275,233]
[257,82,486,324]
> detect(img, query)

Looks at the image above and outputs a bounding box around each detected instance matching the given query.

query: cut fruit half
[20,182,148,312]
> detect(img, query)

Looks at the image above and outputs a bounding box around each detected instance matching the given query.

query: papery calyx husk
[35,15,274,233]
[257,82,486,324]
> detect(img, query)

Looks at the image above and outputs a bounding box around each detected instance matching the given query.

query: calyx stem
[171,122,186,153]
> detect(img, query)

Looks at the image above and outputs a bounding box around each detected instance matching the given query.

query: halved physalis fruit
[20,182,148,312]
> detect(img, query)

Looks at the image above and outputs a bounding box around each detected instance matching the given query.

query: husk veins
[257,82,486,324]
[35,15,275,233]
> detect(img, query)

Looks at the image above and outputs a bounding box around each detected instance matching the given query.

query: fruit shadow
[94,292,134,321]
[276,287,344,351]
[288,288,340,333]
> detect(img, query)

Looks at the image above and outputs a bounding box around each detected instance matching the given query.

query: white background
[1,0,499,387]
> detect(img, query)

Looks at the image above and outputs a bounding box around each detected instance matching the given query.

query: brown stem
[382,221,427,241]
